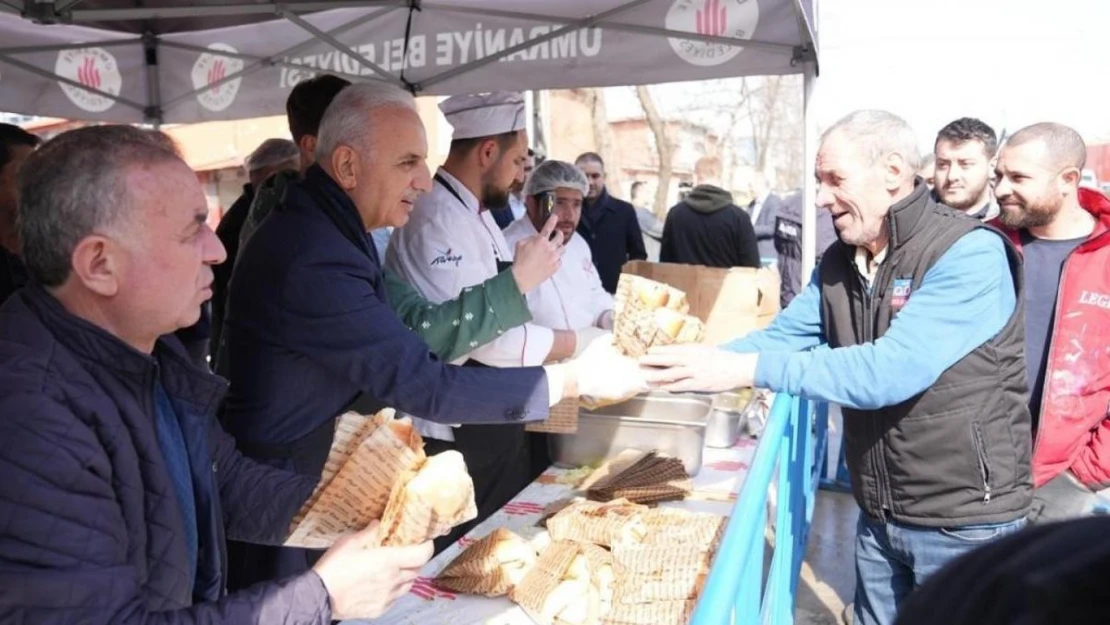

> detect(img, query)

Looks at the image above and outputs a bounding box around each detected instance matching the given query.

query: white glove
[573,326,611,358]
[571,333,649,402]
[596,310,614,331]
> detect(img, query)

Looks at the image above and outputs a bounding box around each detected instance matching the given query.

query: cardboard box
[620,261,780,345]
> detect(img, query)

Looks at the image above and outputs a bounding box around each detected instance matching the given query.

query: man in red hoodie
[992,122,1110,523]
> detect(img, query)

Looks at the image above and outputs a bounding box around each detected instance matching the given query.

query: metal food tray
[548,392,713,476]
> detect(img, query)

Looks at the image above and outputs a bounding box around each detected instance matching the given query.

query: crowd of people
[0,74,1108,625]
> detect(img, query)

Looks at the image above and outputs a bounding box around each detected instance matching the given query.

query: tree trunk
[581,88,617,189]
[753,76,783,174]
[636,85,672,220]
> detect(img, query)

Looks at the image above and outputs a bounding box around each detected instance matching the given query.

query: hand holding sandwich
[641,345,758,394]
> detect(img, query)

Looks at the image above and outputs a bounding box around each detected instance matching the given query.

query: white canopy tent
[0,0,822,272]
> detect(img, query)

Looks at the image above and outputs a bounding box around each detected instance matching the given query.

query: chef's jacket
[503,217,613,331]
[386,169,556,441]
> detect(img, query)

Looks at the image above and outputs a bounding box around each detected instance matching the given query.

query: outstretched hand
[640,344,758,394]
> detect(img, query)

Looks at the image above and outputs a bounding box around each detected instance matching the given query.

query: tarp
[0,0,818,124]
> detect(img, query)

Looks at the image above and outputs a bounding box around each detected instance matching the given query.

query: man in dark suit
[0,123,40,304]
[574,152,647,292]
[747,172,783,263]
[220,83,647,586]
[210,138,299,364]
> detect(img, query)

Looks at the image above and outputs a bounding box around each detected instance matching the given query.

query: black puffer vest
[819,183,1032,526]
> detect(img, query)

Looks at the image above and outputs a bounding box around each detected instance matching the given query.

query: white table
[361,437,759,625]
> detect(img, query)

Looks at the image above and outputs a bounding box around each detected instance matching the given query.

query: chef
[504,159,614,334]
[387,91,607,544]
[503,159,615,478]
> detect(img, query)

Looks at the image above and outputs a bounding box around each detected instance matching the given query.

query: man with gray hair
[211,137,300,363]
[222,83,646,583]
[641,109,1032,625]
[0,125,436,623]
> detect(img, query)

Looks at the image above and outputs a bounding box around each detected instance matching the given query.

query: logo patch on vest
[891,278,912,312]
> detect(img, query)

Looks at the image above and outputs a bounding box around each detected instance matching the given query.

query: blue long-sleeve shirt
[722,229,1016,410]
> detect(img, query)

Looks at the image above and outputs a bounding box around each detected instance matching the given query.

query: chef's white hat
[439,91,527,140]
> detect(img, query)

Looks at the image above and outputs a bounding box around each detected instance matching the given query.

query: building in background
[13,97,453,230]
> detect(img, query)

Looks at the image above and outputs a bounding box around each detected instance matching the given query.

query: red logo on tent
[77,56,101,89]
[696,0,727,37]
[207,59,226,94]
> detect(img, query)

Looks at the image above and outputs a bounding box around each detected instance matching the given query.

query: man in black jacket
[210,138,299,364]
[0,123,39,304]
[574,152,647,292]
[660,183,760,268]
[773,189,837,307]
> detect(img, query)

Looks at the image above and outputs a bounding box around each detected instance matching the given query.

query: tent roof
[9,0,400,34]
[0,0,818,124]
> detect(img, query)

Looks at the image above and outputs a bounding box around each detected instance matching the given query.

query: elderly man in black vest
[643,110,1032,625]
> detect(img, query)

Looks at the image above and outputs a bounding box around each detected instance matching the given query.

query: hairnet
[246,138,299,172]
[523,159,589,198]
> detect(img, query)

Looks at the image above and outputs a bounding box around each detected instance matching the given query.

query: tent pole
[0,38,143,55]
[159,40,370,83]
[142,32,163,128]
[800,16,819,280]
[63,1,402,22]
[280,10,407,89]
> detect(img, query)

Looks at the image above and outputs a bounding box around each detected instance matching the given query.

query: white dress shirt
[386,169,556,441]
[504,217,613,331]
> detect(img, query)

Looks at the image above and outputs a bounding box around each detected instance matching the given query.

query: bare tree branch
[636,84,673,219]
[583,88,618,191]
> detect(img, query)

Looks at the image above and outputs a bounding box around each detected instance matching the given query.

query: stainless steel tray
[548,392,713,476]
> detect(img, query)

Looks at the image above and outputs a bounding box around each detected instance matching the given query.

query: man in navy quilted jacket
[0,125,432,623]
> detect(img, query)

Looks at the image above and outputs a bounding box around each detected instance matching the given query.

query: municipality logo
[192,43,245,112]
[55,47,123,113]
[665,0,760,67]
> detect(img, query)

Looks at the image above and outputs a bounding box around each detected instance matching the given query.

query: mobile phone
[541,192,556,219]
[540,192,560,241]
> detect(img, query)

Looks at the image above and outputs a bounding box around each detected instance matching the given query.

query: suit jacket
[220,165,551,449]
[576,188,647,293]
[749,193,783,260]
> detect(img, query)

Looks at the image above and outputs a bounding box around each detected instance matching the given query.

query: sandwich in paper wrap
[286,411,424,549]
[284,410,476,549]
[435,528,537,596]
[545,499,648,548]
[601,599,697,625]
[612,274,706,359]
[610,543,713,604]
[379,450,477,546]
[510,540,608,625]
[580,275,705,410]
